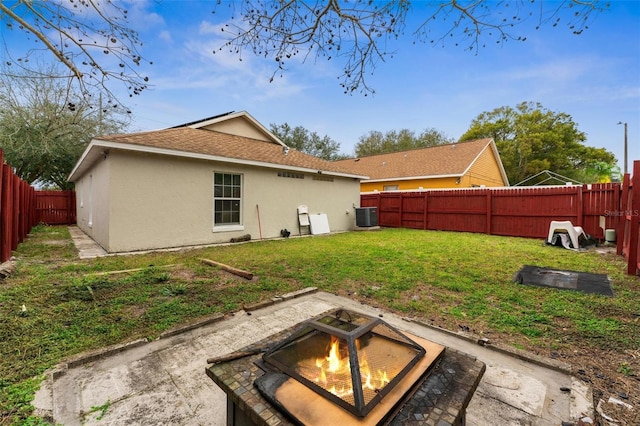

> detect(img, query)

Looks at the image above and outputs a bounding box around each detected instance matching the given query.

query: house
[68,111,367,253]
[334,138,509,192]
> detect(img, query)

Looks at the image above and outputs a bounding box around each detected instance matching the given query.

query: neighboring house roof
[334,138,508,184]
[68,126,367,182]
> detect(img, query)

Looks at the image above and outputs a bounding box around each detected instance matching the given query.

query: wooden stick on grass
[200,258,254,280]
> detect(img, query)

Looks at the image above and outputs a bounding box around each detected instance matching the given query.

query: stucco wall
[74,154,110,249]
[105,150,360,252]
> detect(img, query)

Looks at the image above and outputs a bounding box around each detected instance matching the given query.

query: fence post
[617,174,630,256]
[576,185,583,227]
[399,192,404,228]
[67,190,72,224]
[12,174,20,250]
[423,192,429,230]
[486,189,492,235]
[0,153,3,262]
[1,165,13,262]
[627,162,640,275]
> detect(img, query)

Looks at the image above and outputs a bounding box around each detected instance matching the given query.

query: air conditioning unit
[355,207,378,227]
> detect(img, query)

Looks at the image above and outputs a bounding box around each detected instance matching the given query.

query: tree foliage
[460,102,616,185]
[214,0,605,94]
[270,123,346,160]
[0,65,129,189]
[355,128,452,157]
[0,0,150,109]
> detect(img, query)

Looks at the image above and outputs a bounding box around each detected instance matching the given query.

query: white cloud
[158,30,172,43]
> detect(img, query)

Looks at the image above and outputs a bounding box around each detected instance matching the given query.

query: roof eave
[68,140,367,182]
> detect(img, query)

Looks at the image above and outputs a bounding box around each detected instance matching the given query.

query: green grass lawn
[1,225,639,424]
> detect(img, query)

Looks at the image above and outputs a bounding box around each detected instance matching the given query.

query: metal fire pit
[257,309,426,418]
[206,309,485,426]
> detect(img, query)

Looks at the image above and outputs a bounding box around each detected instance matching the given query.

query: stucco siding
[108,151,216,252]
[74,155,110,249]
[243,169,360,239]
[105,151,360,252]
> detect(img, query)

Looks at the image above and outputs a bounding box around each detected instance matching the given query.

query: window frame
[212,171,244,232]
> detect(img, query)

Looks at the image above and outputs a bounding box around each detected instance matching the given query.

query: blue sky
[4,1,640,173]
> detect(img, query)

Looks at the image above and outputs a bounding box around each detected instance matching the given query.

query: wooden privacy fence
[0,151,38,263]
[361,177,640,275]
[0,148,77,263]
[35,190,76,225]
[616,161,640,275]
[361,183,621,240]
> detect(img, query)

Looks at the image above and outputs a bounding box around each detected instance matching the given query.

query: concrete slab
[479,365,547,416]
[34,291,593,426]
[67,226,107,259]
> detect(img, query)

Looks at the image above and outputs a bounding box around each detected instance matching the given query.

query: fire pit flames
[257,309,428,418]
[312,335,392,402]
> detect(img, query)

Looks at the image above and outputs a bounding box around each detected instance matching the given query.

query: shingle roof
[333,138,494,181]
[75,127,364,179]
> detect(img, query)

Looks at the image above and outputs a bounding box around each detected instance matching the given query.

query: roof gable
[175,111,285,146]
[334,138,505,182]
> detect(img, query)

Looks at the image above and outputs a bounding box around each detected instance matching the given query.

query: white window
[213,172,242,228]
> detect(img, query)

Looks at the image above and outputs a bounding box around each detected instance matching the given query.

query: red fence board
[363,184,621,239]
[617,163,640,275]
[0,148,76,262]
[35,190,76,225]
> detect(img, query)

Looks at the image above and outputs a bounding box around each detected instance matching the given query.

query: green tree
[270,123,346,160]
[460,102,616,185]
[0,65,129,189]
[355,128,452,157]
[215,1,605,94]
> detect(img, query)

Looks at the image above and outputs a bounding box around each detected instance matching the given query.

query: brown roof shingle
[333,138,493,180]
[98,127,363,177]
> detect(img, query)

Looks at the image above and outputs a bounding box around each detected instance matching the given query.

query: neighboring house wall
[75,155,110,249]
[361,177,460,192]
[77,150,360,253]
[463,145,506,187]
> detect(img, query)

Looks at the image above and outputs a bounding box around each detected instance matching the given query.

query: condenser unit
[355,207,378,227]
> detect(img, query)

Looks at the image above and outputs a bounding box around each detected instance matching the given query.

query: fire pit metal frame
[261,309,427,418]
[205,309,486,426]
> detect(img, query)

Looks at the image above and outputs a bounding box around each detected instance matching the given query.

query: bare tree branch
[214,0,605,95]
[0,2,83,79]
[1,0,151,110]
